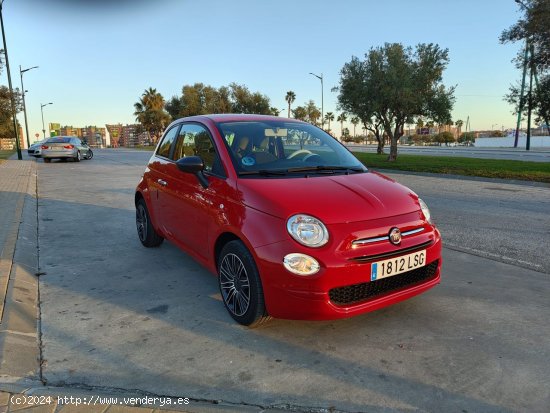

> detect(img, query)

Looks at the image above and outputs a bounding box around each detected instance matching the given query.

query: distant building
[48,123,106,147]
[120,124,150,147]
[79,126,106,148]
[58,126,79,137]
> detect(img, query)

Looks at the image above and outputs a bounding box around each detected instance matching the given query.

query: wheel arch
[213,232,242,272]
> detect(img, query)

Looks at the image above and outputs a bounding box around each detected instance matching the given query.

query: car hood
[237,171,420,224]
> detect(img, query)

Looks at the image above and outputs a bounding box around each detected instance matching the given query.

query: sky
[3,0,525,142]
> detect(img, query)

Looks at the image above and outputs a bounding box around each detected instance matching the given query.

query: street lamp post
[20,65,38,148]
[309,72,324,129]
[0,0,22,159]
[40,102,53,139]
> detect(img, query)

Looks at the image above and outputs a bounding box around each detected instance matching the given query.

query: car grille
[329,260,439,306]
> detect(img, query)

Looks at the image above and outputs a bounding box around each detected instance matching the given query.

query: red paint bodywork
[136,114,442,320]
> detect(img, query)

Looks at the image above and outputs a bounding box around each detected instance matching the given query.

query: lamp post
[40,102,53,139]
[0,0,22,159]
[309,72,324,129]
[20,65,38,148]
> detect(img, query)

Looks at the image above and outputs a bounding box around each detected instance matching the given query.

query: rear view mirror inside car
[265,128,287,137]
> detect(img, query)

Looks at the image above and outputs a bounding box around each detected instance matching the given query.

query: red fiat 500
[135,114,442,326]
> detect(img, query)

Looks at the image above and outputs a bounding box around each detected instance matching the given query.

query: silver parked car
[27,139,46,157]
[41,136,93,163]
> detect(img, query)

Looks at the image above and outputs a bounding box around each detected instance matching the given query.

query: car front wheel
[135,198,163,247]
[218,240,270,327]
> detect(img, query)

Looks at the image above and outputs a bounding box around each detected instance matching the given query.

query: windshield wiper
[239,169,288,176]
[286,165,365,174]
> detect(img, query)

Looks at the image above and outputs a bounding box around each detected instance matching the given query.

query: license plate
[370,250,426,281]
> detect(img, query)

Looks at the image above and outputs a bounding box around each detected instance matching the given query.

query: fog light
[283,253,320,276]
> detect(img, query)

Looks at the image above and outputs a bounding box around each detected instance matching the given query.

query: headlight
[286,214,329,247]
[283,253,320,275]
[419,198,432,223]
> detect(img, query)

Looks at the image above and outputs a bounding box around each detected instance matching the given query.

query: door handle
[157,179,167,187]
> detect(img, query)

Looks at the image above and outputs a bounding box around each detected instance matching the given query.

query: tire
[135,198,163,247]
[218,240,271,327]
[86,149,94,160]
[43,158,51,163]
[74,151,81,162]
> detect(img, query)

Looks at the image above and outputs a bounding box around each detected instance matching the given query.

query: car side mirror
[176,156,209,188]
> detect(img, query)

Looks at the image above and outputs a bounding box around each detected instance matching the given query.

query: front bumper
[254,216,442,320]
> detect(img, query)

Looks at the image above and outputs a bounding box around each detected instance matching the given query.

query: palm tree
[285,91,296,118]
[134,88,171,143]
[306,100,321,126]
[324,112,334,131]
[337,113,347,138]
[455,119,464,138]
[351,116,360,137]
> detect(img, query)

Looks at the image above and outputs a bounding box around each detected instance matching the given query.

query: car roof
[175,114,307,124]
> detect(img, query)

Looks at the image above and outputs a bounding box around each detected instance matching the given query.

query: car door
[160,122,228,259]
[146,125,180,235]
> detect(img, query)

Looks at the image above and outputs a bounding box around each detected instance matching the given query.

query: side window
[172,123,225,177]
[156,126,179,159]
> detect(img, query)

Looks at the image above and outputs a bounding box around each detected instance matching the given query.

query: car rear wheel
[74,151,81,162]
[135,198,163,247]
[218,240,271,327]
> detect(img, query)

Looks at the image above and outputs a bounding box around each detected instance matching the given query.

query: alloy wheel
[136,204,147,242]
[219,253,251,316]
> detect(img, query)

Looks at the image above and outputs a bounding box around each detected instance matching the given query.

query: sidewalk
[0,158,271,413]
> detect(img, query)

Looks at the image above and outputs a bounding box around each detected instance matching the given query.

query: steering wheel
[303,153,322,162]
[288,149,313,159]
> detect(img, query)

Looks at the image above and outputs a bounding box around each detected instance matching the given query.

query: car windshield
[217,120,367,177]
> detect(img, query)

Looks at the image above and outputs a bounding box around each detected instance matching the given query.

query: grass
[0,150,15,161]
[131,145,155,151]
[353,152,550,183]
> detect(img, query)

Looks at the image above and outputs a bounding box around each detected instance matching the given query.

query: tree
[338,43,455,161]
[336,112,347,138]
[458,132,475,145]
[285,91,296,118]
[305,100,321,125]
[165,95,184,119]
[455,119,464,137]
[324,112,335,131]
[229,83,271,114]
[292,105,307,121]
[134,88,171,142]
[351,116,360,137]
[506,74,550,131]
[500,0,550,72]
[438,131,455,146]
[165,83,271,118]
[270,107,282,116]
[534,75,550,132]
[0,55,22,141]
[336,56,385,153]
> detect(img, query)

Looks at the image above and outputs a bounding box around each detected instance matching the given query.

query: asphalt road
[35,149,550,412]
[346,144,550,162]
